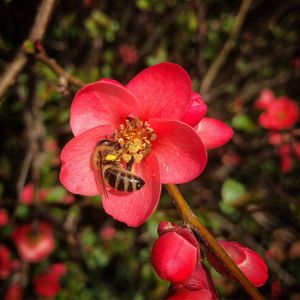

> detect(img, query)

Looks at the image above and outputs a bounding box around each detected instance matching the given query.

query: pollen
[113,117,156,165]
[105,154,117,161]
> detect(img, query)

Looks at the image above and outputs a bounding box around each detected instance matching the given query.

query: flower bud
[182,92,207,127]
[167,288,214,300]
[206,240,268,287]
[151,229,198,283]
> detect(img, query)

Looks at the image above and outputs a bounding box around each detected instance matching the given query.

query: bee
[93,140,145,196]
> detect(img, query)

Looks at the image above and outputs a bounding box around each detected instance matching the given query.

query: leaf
[231,113,257,133]
[221,178,250,207]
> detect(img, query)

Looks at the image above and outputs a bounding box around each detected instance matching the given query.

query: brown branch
[166,184,264,300]
[200,0,253,95]
[0,0,56,100]
[36,51,86,88]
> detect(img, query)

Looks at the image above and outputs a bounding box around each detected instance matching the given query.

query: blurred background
[0,0,299,299]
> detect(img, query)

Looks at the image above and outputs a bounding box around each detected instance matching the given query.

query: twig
[166,184,264,300]
[36,51,85,88]
[0,0,56,100]
[200,0,253,95]
[195,0,207,77]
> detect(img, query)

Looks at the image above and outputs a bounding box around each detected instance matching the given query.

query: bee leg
[126,158,134,171]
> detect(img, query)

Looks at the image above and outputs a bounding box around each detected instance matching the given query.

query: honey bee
[93,140,145,196]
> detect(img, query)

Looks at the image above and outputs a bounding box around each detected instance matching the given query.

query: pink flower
[268,132,283,145]
[60,63,232,227]
[12,223,55,263]
[0,209,9,226]
[167,262,218,300]
[34,263,66,298]
[167,288,215,300]
[118,44,138,65]
[4,283,23,300]
[20,183,48,205]
[151,223,199,283]
[100,225,117,241]
[0,245,12,279]
[206,240,268,287]
[258,96,299,130]
[255,89,275,110]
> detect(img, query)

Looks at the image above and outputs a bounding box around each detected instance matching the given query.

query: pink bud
[255,89,275,110]
[157,221,177,235]
[151,231,198,282]
[167,288,214,300]
[169,262,218,299]
[182,92,207,127]
[206,241,268,287]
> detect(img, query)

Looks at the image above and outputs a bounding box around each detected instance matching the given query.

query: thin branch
[166,184,264,300]
[36,51,86,88]
[200,0,253,95]
[0,0,56,100]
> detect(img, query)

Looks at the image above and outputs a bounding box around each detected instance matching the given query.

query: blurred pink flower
[0,209,9,226]
[258,96,299,130]
[20,184,48,205]
[100,225,117,241]
[0,245,11,279]
[255,89,275,110]
[34,263,66,298]
[206,240,268,287]
[4,283,23,300]
[60,62,232,226]
[118,44,138,65]
[12,223,55,263]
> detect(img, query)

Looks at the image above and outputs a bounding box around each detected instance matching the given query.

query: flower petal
[127,62,192,120]
[149,119,207,184]
[102,154,161,227]
[255,89,275,110]
[195,118,233,150]
[60,125,114,196]
[70,82,139,136]
[182,92,207,127]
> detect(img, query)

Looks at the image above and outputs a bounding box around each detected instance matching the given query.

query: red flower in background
[34,263,67,298]
[20,183,48,205]
[206,240,268,287]
[60,62,232,227]
[255,89,299,130]
[12,223,55,263]
[4,283,23,300]
[0,245,12,279]
[118,44,138,65]
[0,209,9,226]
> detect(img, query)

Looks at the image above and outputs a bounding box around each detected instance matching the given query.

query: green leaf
[221,178,250,207]
[231,113,257,133]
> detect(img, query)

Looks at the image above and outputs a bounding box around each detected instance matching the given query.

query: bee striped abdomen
[104,168,145,192]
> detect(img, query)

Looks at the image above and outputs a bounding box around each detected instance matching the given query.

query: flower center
[113,117,156,165]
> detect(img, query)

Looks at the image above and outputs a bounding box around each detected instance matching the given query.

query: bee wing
[99,153,109,198]
[93,146,109,199]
